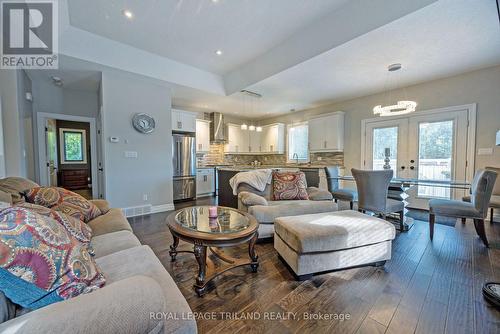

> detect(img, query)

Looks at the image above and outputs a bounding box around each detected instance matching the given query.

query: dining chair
[462,166,500,223]
[351,168,404,228]
[325,166,357,209]
[429,169,498,247]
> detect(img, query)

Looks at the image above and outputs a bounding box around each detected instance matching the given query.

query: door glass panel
[417,120,453,199]
[372,127,398,174]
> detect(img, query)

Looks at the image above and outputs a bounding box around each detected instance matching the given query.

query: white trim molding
[361,103,477,183]
[36,112,98,198]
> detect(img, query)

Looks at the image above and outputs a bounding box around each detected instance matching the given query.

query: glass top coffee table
[166,206,259,296]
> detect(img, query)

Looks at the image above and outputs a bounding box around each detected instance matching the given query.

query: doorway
[362,104,475,210]
[37,112,99,199]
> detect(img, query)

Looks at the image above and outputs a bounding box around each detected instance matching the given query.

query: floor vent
[122,204,152,218]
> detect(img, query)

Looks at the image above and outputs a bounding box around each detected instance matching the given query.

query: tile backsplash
[198,143,344,166]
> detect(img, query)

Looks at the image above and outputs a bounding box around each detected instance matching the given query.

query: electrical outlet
[143,194,148,201]
[317,156,322,161]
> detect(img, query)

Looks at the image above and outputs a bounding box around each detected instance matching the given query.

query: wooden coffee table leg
[249,232,259,272]
[193,243,208,297]
[169,235,179,261]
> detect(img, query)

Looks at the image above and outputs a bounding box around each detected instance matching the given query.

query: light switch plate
[124,151,138,158]
[478,148,493,155]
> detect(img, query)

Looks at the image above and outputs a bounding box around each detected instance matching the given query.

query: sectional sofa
[0,177,196,334]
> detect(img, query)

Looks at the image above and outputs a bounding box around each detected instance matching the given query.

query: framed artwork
[59,128,87,164]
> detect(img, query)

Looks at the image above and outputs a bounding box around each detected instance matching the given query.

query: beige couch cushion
[249,200,337,224]
[91,230,141,258]
[274,210,396,253]
[96,246,197,334]
[89,199,111,214]
[0,177,39,203]
[87,208,132,236]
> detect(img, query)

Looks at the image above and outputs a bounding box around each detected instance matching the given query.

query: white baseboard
[122,203,175,218]
[151,203,175,214]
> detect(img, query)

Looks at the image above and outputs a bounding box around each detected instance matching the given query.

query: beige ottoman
[274,210,396,280]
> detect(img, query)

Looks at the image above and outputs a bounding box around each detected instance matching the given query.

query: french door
[363,106,473,209]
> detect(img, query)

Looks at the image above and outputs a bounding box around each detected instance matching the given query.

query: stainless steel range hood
[210,112,225,143]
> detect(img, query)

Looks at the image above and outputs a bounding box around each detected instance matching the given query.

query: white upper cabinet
[225,123,285,154]
[249,130,261,153]
[308,112,344,152]
[195,120,210,153]
[261,123,285,154]
[172,109,196,133]
[226,123,249,154]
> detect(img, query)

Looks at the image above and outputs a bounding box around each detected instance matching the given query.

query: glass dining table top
[333,175,470,189]
[173,206,252,234]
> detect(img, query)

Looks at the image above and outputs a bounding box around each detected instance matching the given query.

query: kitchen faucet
[292,153,299,164]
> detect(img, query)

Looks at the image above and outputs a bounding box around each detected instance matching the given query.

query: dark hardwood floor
[128,197,500,334]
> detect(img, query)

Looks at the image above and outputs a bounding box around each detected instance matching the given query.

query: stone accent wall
[198,143,344,167]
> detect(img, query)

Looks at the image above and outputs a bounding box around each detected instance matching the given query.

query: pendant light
[373,63,417,117]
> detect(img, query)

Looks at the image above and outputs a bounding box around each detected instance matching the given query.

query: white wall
[101,69,173,209]
[32,80,98,117]
[262,65,500,174]
[17,71,36,180]
[0,70,25,177]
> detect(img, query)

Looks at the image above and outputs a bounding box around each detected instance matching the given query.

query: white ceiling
[172,0,500,118]
[26,70,101,92]
[67,0,349,75]
[63,0,500,120]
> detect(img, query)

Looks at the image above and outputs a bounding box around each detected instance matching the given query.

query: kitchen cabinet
[308,112,344,152]
[172,109,196,133]
[225,123,249,153]
[249,130,261,153]
[225,123,284,154]
[261,123,285,153]
[196,168,215,196]
[195,119,210,153]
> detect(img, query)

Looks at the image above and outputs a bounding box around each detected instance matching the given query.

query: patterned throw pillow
[272,171,309,201]
[0,207,105,309]
[15,203,93,243]
[24,187,101,223]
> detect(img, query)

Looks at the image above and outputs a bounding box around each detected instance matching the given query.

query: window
[287,122,309,162]
[59,128,87,164]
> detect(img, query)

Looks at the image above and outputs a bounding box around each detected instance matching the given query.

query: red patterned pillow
[272,171,309,200]
[15,203,93,243]
[24,187,101,223]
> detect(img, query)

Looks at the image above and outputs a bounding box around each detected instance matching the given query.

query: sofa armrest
[0,276,166,334]
[90,199,111,214]
[239,191,268,206]
[307,187,333,201]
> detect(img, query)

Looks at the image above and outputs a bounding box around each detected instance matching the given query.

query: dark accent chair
[325,166,358,210]
[462,166,500,223]
[351,168,404,229]
[429,169,497,247]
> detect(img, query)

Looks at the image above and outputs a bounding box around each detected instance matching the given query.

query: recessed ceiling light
[215,50,223,56]
[211,0,220,3]
[122,9,133,19]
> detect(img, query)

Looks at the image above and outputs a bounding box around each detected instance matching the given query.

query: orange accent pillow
[24,187,102,223]
[272,172,309,200]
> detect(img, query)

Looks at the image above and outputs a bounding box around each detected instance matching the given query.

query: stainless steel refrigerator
[172,133,196,201]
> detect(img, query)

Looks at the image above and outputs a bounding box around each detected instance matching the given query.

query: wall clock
[132,113,155,134]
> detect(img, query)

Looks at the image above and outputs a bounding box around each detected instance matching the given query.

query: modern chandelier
[373,63,417,117]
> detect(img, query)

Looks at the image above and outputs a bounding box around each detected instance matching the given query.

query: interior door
[406,110,469,209]
[45,119,58,186]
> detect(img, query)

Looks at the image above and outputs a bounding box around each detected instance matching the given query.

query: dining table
[332,176,471,231]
